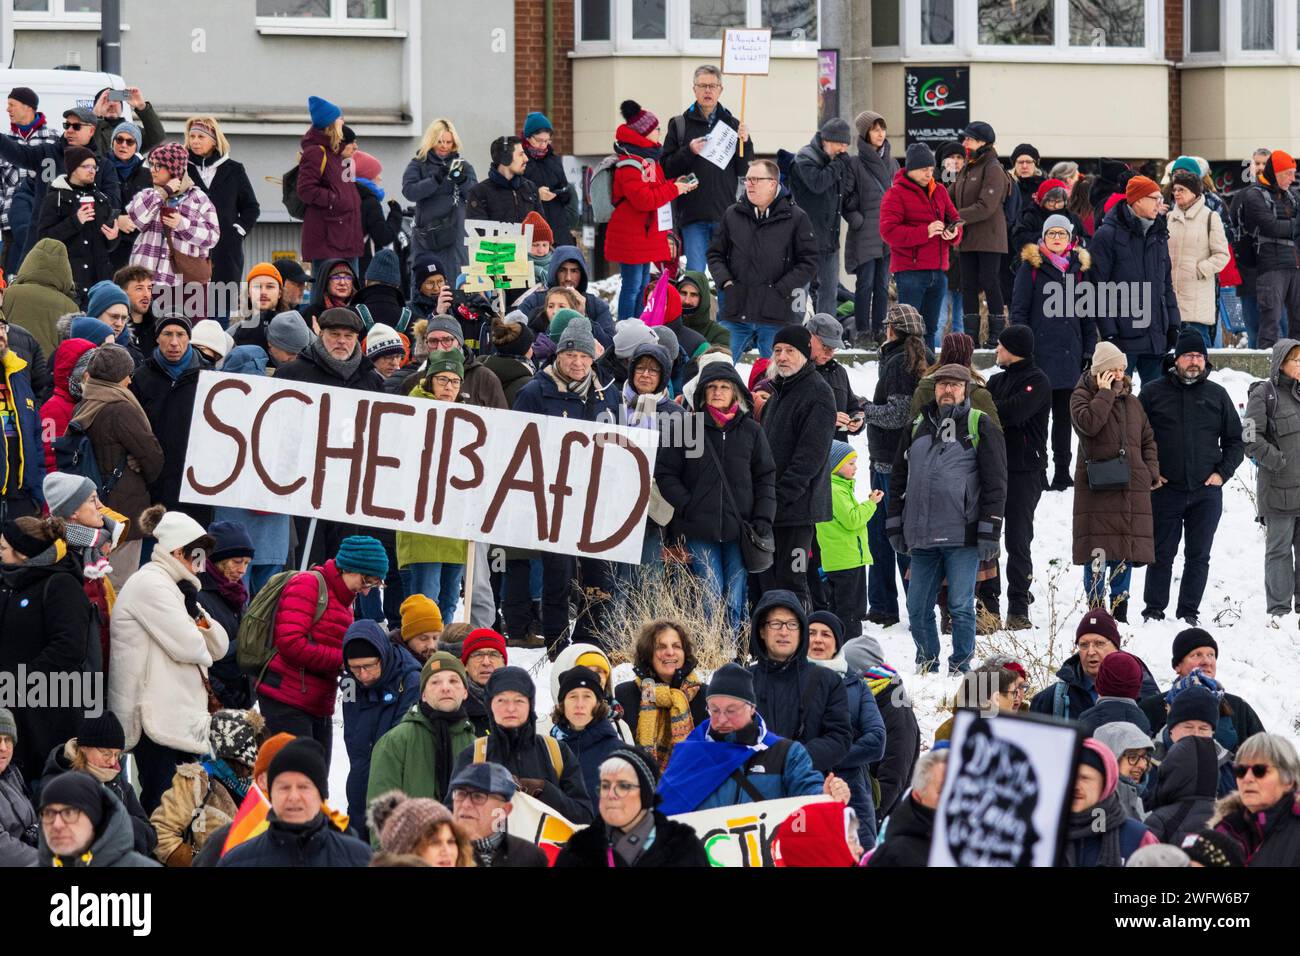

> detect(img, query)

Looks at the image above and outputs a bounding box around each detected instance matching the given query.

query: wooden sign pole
[739,75,748,158]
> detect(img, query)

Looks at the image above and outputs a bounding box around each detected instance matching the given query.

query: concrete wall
[874,61,1169,158]
[1181,67,1300,161]
[571,55,819,157]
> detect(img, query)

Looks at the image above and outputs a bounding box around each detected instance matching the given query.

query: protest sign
[180,372,658,565]
[700,121,740,171]
[721,27,772,75]
[460,219,535,295]
[928,711,1081,867]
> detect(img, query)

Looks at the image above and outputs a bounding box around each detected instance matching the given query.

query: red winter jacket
[260,559,356,717]
[603,126,680,266]
[39,337,97,472]
[296,126,363,261]
[878,168,961,273]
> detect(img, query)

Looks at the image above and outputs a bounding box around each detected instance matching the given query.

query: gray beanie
[1126,844,1190,868]
[43,472,96,519]
[68,348,95,400]
[651,325,679,361]
[819,117,852,145]
[423,315,464,347]
[0,707,15,740]
[556,315,596,358]
[613,318,657,359]
[267,311,313,354]
[1042,213,1074,239]
[86,343,135,383]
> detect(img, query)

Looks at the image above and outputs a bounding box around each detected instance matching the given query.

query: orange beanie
[1124,175,1160,206]
[1271,150,1296,174]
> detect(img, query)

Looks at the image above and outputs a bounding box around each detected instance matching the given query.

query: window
[1188,0,1220,52]
[872,0,901,45]
[256,0,390,22]
[691,0,747,40]
[978,0,1054,45]
[1069,0,1144,46]
[922,0,955,44]
[1240,0,1274,49]
[581,0,612,40]
[633,0,667,39]
[762,0,817,41]
[14,0,101,14]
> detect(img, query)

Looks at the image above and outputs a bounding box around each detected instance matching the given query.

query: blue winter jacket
[1087,202,1182,357]
[217,812,372,867]
[552,717,624,805]
[0,349,45,504]
[341,629,422,831]
[510,244,615,349]
[512,365,621,423]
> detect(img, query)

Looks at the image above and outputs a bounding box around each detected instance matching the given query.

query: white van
[0,67,131,125]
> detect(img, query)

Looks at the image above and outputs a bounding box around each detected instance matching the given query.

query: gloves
[1166,327,1180,350]
[978,538,1001,562]
[751,519,773,538]
[888,534,906,556]
[387,199,402,215]
[448,159,467,183]
[176,579,203,621]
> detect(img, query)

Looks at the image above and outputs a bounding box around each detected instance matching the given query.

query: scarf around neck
[419,700,468,797]
[356,176,384,202]
[154,345,195,382]
[308,335,363,381]
[1064,790,1125,867]
[1038,242,1072,274]
[73,377,149,429]
[622,380,663,429]
[544,361,594,400]
[203,757,252,802]
[635,671,703,771]
[706,402,738,427]
[523,140,550,162]
[212,569,249,611]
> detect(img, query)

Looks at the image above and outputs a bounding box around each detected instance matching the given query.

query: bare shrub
[605,562,746,672]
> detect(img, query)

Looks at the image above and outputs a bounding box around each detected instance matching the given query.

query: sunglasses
[113,135,136,145]
[63,122,86,131]
[1233,763,1273,780]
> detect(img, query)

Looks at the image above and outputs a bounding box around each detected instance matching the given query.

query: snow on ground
[329,357,1300,801]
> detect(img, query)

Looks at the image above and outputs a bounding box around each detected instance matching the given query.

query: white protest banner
[928,710,1082,867]
[672,795,821,867]
[507,791,578,864]
[721,27,772,75]
[699,121,740,171]
[179,372,658,565]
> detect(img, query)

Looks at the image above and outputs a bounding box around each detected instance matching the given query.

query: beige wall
[873,61,1168,158]
[1182,68,1300,162]
[571,56,817,156]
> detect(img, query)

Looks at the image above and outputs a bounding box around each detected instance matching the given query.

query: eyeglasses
[40,807,84,825]
[633,366,660,377]
[62,122,86,131]
[328,274,353,283]
[451,789,491,806]
[360,575,383,588]
[78,162,97,171]
[1233,763,1273,780]
[1044,229,1071,239]
[706,703,752,722]
[764,619,799,631]
[349,661,382,675]
[694,82,722,91]
[431,374,462,388]
[743,177,774,185]
[113,136,136,145]
[468,650,504,663]
[426,334,458,347]
[1122,751,1152,768]
[599,781,639,797]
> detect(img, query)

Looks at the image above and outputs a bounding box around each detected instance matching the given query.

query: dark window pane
[922,0,955,44]
[762,0,818,41]
[346,0,387,17]
[68,0,101,12]
[1069,0,1144,46]
[692,0,746,40]
[872,0,900,45]
[14,0,51,11]
[1241,0,1274,50]
[633,0,667,39]
[581,0,611,41]
[1188,0,1220,52]
[979,0,1053,45]
[257,0,330,16]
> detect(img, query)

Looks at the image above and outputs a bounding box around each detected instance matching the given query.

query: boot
[983,310,1006,348]
[1005,613,1033,630]
[1049,470,1074,491]
[1110,600,1128,624]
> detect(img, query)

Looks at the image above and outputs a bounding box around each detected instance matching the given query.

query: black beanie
[491,135,520,168]
[267,738,330,799]
[808,610,845,650]
[9,87,38,111]
[76,712,125,751]
[1011,142,1040,165]
[558,665,604,704]
[41,772,106,831]
[604,746,661,809]
[905,143,936,172]
[1174,327,1207,358]
[998,324,1035,359]
[63,145,96,176]
[773,324,812,359]
[1078,744,1108,778]
[1171,628,1219,668]
[706,662,756,706]
[486,665,536,705]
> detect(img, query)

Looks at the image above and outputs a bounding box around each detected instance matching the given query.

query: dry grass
[975,557,1084,698]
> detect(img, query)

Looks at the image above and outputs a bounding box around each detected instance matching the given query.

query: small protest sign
[721,27,772,75]
[460,219,535,294]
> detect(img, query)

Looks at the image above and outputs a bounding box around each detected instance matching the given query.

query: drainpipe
[544,0,555,120]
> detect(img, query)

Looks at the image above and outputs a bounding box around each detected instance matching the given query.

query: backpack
[473,733,563,780]
[911,407,984,448]
[355,304,413,334]
[283,145,328,221]
[586,155,644,224]
[53,420,127,498]
[235,569,328,686]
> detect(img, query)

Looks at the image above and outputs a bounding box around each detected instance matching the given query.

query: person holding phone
[35,145,119,300]
[1070,341,1160,621]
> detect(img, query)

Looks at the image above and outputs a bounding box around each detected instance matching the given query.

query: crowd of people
[0,70,1297,869]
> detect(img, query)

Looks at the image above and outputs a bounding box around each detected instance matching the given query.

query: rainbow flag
[221,784,270,856]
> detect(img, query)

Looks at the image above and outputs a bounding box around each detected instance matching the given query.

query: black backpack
[53,420,127,498]
[282,144,328,221]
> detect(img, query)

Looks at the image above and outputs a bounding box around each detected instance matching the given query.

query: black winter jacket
[356,183,403,279]
[521,146,573,245]
[218,811,372,867]
[1237,181,1300,274]
[187,154,260,286]
[747,590,853,774]
[870,676,921,821]
[706,192,819,327]
[814,357,865,442]
[1139,362,1244,492]
[788,134,849,254]
[554,810,710,867]
[864,336,931,472]
[1145,736,1219,845]
[1077,697,1153,736]
[197,569,251,710]
[1030,653,1161,721]
[129,348,213,509]
[5,322,52,404]
[868,795,934,867]
[761,359,837,527]
[1088,202,1182,356]
[660,102,750,227]
[35,175,118,299]
[987,357,1052,473]
[466,171,544,225]
[352,281,410,333]
[655,363,776,543]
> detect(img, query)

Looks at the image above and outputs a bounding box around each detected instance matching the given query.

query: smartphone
[680,173,699,187]
[106,89,129,102]
[947,219,966,229]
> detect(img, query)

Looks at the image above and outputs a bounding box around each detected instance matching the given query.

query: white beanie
[191,319,232,361]
[364,323,405,360]
[152,510,210,555]
[612,318,657,359]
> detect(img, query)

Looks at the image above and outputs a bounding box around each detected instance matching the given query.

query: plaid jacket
[125,178,220,288]
[0,116,61,229]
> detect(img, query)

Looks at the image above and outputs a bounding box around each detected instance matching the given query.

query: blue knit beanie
[334,535,388,578]
[308,95,342,130]
[364,248,401,288]
[523,112,552,138]
[87,279,130,320]
[829,439,857,474]
[208,520,255,563]
[112,120,141,148]
[70,314,114,345]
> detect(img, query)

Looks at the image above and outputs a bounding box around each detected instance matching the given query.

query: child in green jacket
[815,441,883,639]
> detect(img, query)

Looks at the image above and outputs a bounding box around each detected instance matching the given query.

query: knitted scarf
[111,152,142,186]
[622,381,663,430]
[706,403,738,427]
[66,741,118,784]
[614,140,662,164]
[212,569,249,612]
[1038,241,1071,274]
[544,361,594,400]
[153,345,195,382]
[419,700,468,798]
[308,336,363,382]
[203,757,251,803]
[523,140,550,162]
[634,671,703,771]
[1063,790,1125,867]
[864,662,899,698]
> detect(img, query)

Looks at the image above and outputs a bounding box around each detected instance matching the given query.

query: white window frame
[1183,0,1300,66]
[873,0,1162,64]
[1183,0,1226,62]
[872,0,904,56]
[573,0,820,58]
[14,0,103,29]
[255,0,397,33]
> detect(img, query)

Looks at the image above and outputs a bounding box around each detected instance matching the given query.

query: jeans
[617,261,651,322]
[894,269,946,346]
[1083,559,1133,612]
[686,538,749,634]
[906,546,979,673]
[1125,354,1166,390]
[1241,292,1261,348]
[720,320,778,361]
[133,733,198,815]
[400,562,466,621]
[683,221,722,315]
[939,290,964,346]
[1143,484,1223,618]
[853,253,890,340]
[812,250,841,316]
[867,468,909,617]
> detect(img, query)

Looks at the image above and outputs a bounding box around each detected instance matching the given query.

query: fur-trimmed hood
[1208,788,1300,829]
[1019,243,1092,272]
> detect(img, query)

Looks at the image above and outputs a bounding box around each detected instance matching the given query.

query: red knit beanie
[1124,175,1160,206]
[1272,150,1296,174]
[460,628,508,665]
[1034,178,1068,204]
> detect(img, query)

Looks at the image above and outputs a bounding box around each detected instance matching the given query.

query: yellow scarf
[635,671,703,771]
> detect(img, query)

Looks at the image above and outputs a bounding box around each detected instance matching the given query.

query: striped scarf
[635,672,703,771]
